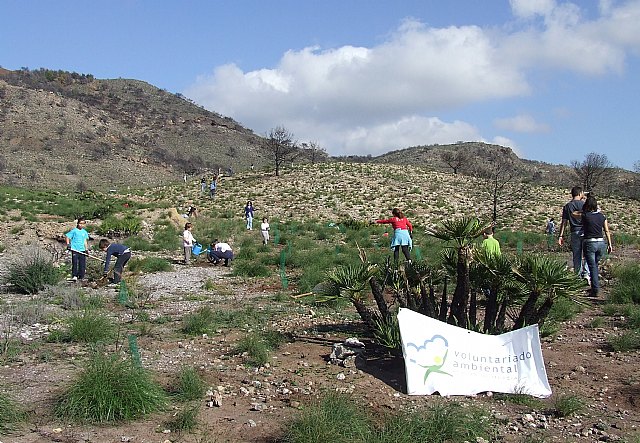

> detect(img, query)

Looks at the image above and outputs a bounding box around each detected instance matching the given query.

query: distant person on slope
[183,222,196,265]
[260,217,270,245]
[209,176,218,198]
[376,208,413,263]
[244,200,254,230]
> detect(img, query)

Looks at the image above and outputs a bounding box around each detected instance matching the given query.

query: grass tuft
[55,352,167,423]
[553,394,585,417]
[169,366,206,401]
[0,391,27,433]
[4,250,62,294]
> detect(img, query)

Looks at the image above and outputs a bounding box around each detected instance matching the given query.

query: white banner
[398,308,552,397]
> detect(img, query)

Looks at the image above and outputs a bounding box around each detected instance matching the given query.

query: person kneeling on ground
[99,239,131,284]
[209,239,234,266]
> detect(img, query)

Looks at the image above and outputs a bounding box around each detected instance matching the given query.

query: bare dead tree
[473,154,520,224]
[570,152,614,193]
[441,150,469,174]
[265,126,299,177]
[305,141,327,164]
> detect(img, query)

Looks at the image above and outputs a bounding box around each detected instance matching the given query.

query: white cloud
[185,1,640,157]
[494,114,550,133]
[509,0,557,19]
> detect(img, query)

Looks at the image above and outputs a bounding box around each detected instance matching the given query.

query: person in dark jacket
[99,239,132,284]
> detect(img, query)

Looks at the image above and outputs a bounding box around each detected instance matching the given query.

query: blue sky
[2,1,639,170]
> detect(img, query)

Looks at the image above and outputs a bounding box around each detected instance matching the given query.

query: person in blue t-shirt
[65,218,90,281]
[99,239,131,284]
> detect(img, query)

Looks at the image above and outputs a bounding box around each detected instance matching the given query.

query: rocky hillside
[1,68,637,197]
[0,68,268,190]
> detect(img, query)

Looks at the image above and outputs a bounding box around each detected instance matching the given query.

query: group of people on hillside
[199,175,220,198]
[373,184,613,299]
[64,176,613,301]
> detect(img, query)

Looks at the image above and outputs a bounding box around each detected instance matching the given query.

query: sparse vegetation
[55,352,167,423]
[0,390,27,433]
[4,250,62,294]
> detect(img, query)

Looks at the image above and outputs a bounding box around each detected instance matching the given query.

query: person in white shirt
[210,239,234,266]
[260,217,270,245]
[182,222,196,264]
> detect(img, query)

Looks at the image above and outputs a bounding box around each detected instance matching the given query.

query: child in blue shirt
[65,218,90,281]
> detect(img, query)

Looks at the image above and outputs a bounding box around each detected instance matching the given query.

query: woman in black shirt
[581,195,613,297]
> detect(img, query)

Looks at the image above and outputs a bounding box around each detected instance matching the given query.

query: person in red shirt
[376,208,413,263]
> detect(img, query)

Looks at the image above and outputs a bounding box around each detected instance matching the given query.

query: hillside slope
[0,68,266,190]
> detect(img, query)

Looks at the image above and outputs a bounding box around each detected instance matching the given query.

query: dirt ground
[1,251,640,443]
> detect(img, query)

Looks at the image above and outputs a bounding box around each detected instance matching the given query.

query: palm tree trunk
[351,297,375,330]
[369,277,389,318]
[469,289,477,328]
[496,298,508,333]
[532,297,554,327]
[448,249,470,328]
[514,291,540,329]
[483,286,499,333]
[439,276,448,322]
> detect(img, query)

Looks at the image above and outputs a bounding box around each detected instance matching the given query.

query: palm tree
[427,217,491,328]
[316,263,380,329]
[474,249,515,333]
[512,255,585,329]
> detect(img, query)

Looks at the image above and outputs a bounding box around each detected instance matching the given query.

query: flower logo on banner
[406,335,452,383]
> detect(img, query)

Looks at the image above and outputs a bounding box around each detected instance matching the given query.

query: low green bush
[0,390,27,433]
[4,250,62,294]
[48,310,114,343]
[97,215,142,236]
[608,330,640,352]
[128,257,171,273]
[164,403,199,433]
[609,263,640,304]
[234,330,287,367]
[55,352,167,423]
[169,367,206,401]
[553,394,585,417]
[181,306,216,335]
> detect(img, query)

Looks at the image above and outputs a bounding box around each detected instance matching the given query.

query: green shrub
[376,402,494,443]
[169,367,206,401]
[553,394,585,417]
[4,250,62,294]
[235,330,287,367]
[48,310,114,343]
[128,257,171,273]
[181,306,216,335]
[55,352,167,423]
[0,390,27,433]
[97,215,142,236]
[124,235,158,252]
[164,403,199,433]
[232,261,271,277]
[609,263,640,304]
[152,222,180,251]
[547,297,582,322]
[283,393,371,443]
[608,330,640,352]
